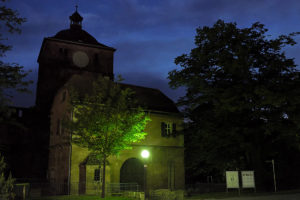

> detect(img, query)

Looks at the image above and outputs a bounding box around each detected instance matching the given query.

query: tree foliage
[168,20,300,188]
[0,0,31,121]
[0,154,15,200]
[64,76,150,198]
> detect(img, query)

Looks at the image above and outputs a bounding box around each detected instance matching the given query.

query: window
[165,123,172,135]
[94,168,101,181]
[70,109,78,122]
[94,54,99,64]
[59,48,68,56]
[161,122,176,137]
[64,49,68,56]
[18,110,23,118]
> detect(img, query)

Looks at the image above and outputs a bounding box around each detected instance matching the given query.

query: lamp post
[266,159,277,192]
[141,150,150,200]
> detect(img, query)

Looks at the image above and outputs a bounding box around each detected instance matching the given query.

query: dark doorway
[120,158,144,190]
[79,164,86,194]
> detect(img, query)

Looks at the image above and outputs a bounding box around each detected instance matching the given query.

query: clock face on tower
[72,51,89,67]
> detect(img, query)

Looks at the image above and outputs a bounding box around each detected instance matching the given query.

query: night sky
[3,0,300,107]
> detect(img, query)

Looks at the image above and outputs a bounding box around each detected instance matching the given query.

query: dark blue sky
[3,0,300,107]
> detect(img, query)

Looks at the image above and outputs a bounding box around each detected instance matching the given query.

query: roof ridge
[119,82,160,91]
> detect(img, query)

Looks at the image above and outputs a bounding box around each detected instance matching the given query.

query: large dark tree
[0,0,31,121]
[168,20,300,190]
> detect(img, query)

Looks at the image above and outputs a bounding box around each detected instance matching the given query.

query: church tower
[36,8,115,113]
[35,8,184,197]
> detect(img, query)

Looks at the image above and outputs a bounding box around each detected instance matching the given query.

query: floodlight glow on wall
[141,150,150,158]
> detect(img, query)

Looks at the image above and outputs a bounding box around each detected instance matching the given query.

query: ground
[216,193,300,200]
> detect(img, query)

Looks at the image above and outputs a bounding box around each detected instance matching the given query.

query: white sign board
[226,171,239,188]
[241,171,255,188]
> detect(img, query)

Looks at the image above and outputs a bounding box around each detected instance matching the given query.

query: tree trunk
[101,155,106,198]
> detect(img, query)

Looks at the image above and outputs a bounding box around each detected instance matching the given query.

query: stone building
[41,9,185,197]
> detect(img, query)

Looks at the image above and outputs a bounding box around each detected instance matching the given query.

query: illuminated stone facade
[48,75,184,196]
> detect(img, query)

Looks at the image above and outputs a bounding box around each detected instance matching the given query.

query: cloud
[113,37,194,77]
[3,0,300,107]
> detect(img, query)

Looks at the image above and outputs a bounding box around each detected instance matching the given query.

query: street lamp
[141,150,150,199]
[141,150,150,159]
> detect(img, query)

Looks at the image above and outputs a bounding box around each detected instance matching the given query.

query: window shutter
[161,122,166,137]
[172,123,176,137]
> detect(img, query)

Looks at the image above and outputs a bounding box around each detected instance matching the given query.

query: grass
[31,195,134,200]
[186,192,242,199]
[185,189,300,199]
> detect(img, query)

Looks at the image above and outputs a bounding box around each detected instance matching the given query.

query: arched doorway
[120,158,144,191]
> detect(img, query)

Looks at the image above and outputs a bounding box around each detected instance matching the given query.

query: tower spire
[69,6,83,30]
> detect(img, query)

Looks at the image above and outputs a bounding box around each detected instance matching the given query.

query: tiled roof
[119,83,179,113]
[64,74,179,114]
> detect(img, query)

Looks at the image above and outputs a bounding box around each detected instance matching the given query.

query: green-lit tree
[65,76,150,198]
[0,0,31,121]
[0,154,15,200]
[168,20,300,188]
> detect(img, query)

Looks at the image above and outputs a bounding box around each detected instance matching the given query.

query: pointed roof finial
[75,5,78,12]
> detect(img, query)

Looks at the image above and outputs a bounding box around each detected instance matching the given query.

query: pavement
[202,192,300,200]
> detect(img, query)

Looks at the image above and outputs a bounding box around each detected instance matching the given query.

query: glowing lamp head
[141,150,150,158]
